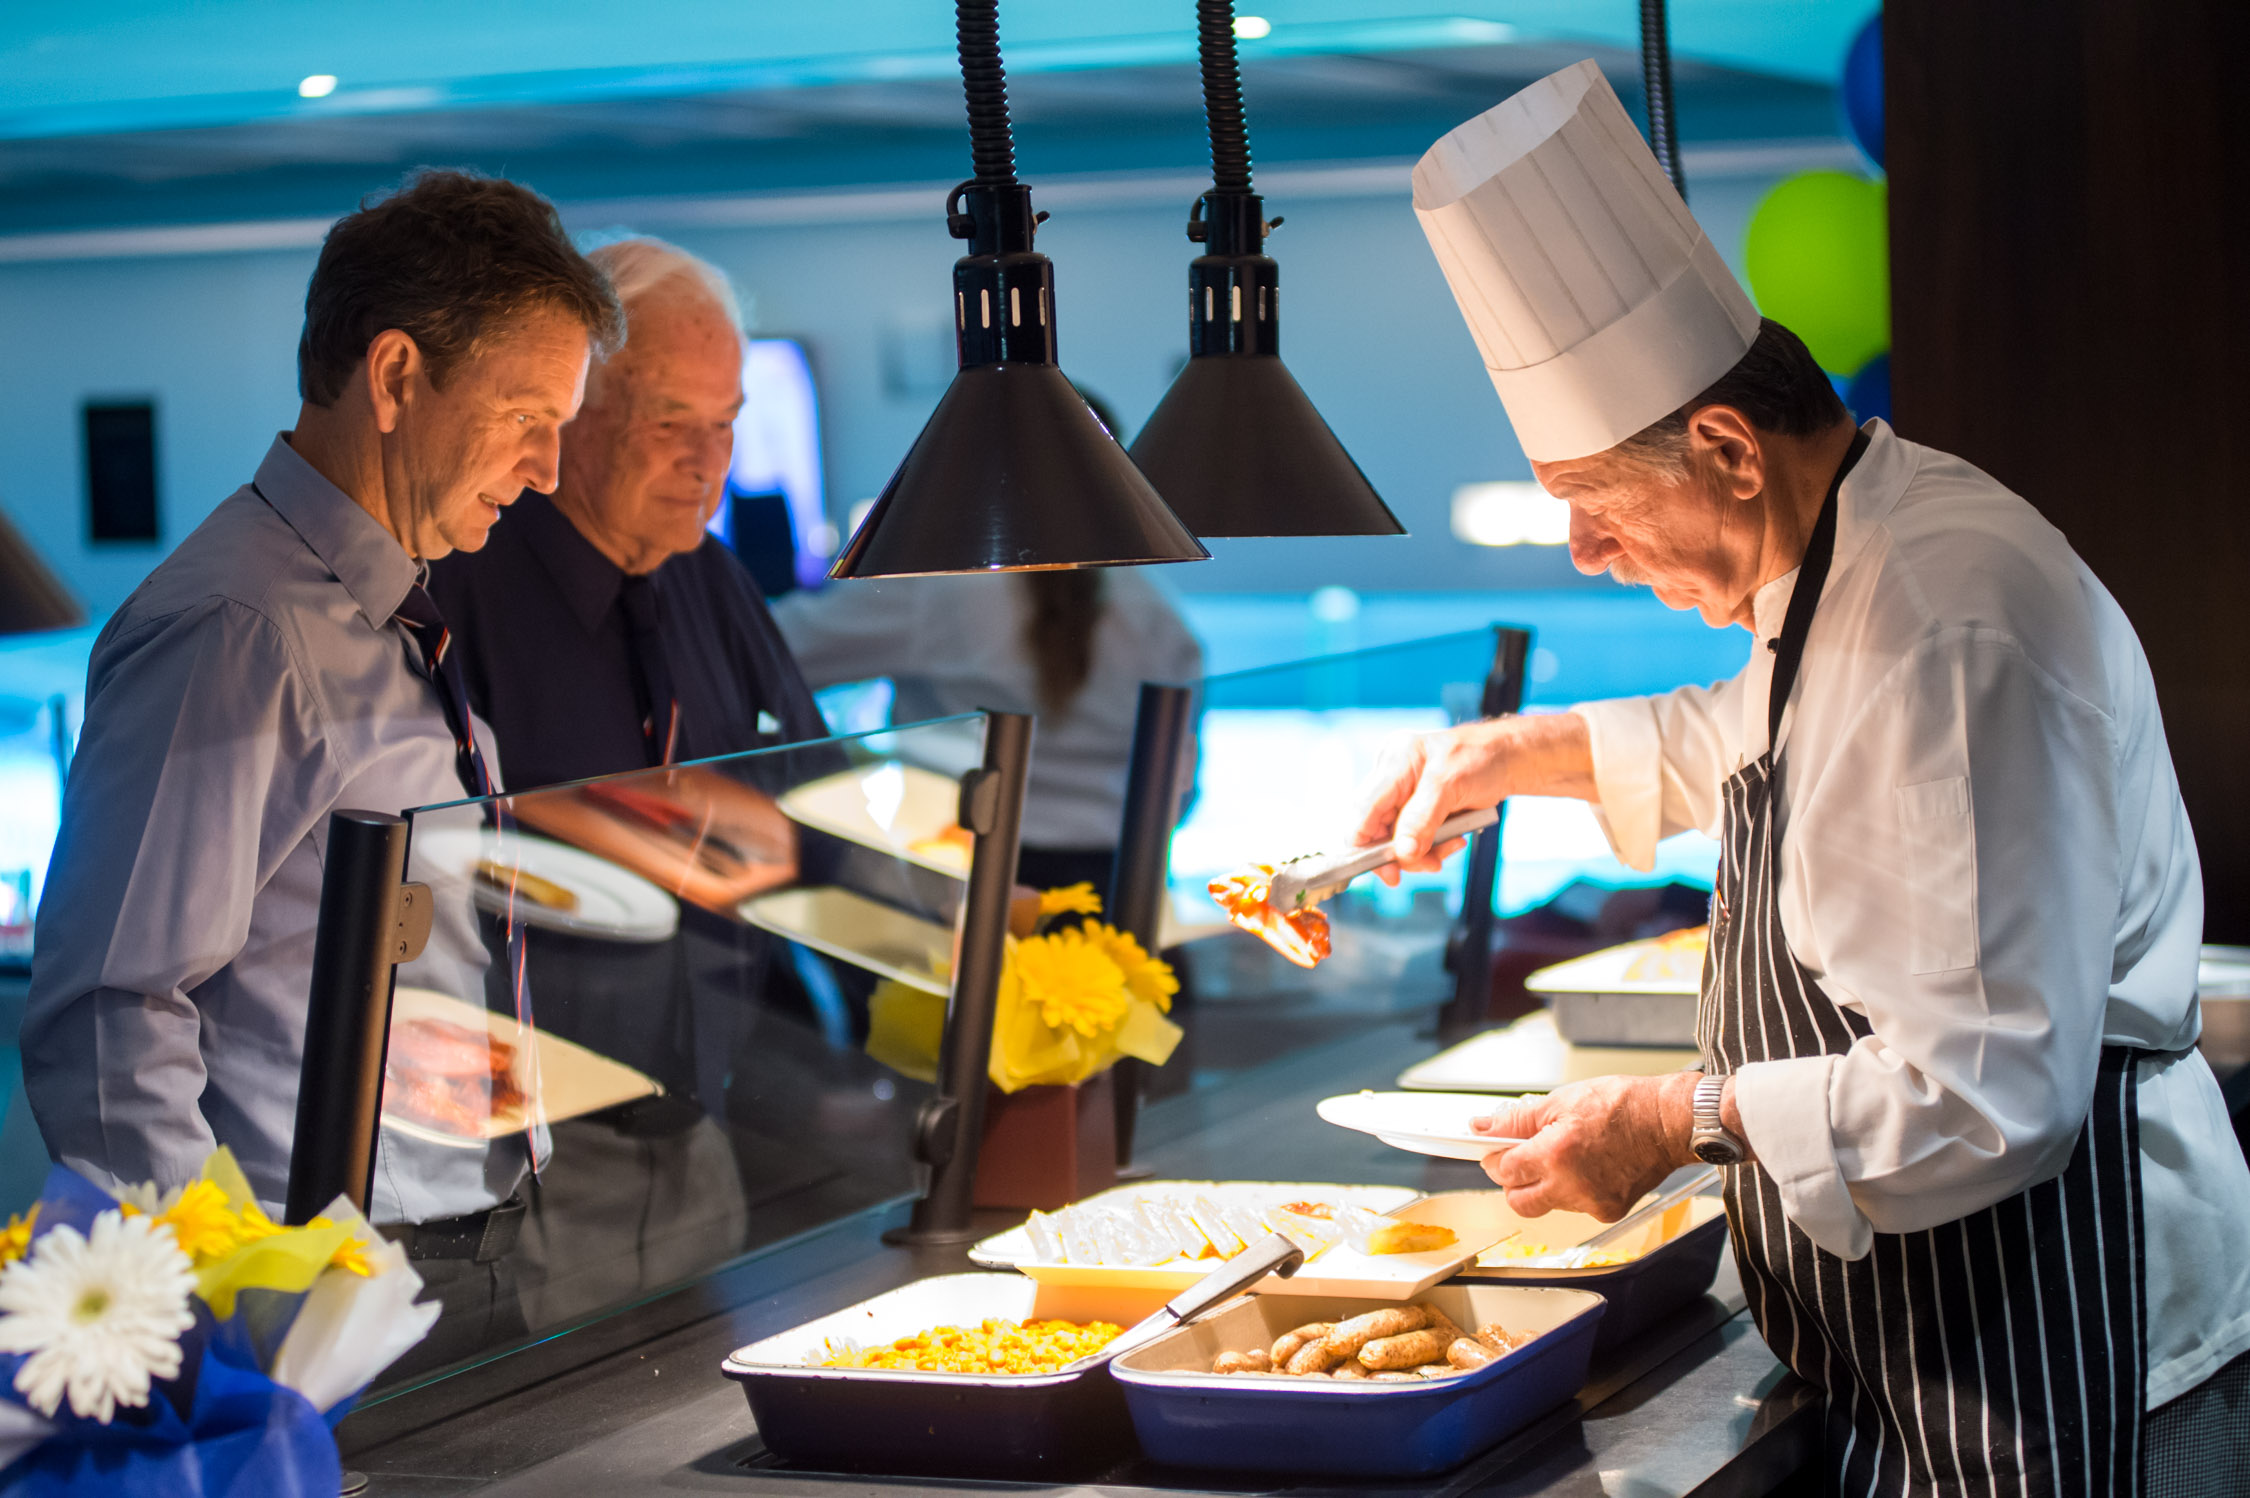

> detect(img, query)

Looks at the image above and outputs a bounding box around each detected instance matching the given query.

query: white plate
[739,885,953,995]
[380,986,662,1149]
[1317,1091,1530,1161]
[411,827,679,943]
[777,762,970,879]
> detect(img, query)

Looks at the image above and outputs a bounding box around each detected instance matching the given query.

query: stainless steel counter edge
[340,1020,1818,1496]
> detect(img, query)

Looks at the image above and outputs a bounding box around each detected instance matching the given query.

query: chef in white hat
[1356,60,2250,1496]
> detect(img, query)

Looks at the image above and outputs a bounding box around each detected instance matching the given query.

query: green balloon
[1743,170,1890,376]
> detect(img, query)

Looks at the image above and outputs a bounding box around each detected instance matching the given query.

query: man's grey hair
[585,236,746,334]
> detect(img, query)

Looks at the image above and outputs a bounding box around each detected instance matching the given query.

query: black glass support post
[892,711,1034,1246]
[1106,682,1197,1167]
[1440,627,1534,1036]
[286,809,414,1224]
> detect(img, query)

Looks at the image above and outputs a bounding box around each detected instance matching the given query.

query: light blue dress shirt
[26,434,528,1223]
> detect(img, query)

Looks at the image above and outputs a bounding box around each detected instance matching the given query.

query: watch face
[1692,1136,1742,1166]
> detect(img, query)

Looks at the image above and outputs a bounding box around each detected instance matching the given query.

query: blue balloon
[1842,13,1884,169]
[1846,352,1891,426]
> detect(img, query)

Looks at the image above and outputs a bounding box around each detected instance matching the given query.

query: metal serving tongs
[1070,1232,1307,1370]
[1265,806,1500,913]
[1529,1166,1721,1269]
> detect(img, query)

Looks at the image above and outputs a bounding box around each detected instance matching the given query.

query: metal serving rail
[337,1019,1819,1497]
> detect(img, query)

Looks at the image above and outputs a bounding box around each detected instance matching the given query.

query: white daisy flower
[0,1213,197,1423]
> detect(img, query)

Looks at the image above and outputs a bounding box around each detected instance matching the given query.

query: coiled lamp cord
[1198,0,1253,193]
[957,0,1016,186]
[1640,0,1687,201]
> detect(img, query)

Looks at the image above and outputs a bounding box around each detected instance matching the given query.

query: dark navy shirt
[427,492,825,789]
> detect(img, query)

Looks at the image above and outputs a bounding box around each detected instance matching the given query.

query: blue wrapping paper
[0,1165,346,1496]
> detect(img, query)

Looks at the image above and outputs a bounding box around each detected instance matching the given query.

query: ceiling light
[831,1,1206,579]
[297,75,338,99]
[1233,15,1271,39]
[1129,0,1403,539]
[1451,482,1570,547]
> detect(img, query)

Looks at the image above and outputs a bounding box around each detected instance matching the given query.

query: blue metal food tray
[1110,1284,1605,1478]
[1462,1195,1728,1353]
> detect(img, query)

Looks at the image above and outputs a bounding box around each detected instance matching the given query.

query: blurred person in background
[25,169,625,1368]
[773,394,1204,901]
[428,237,834,1330]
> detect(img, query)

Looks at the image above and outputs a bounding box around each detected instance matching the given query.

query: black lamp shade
[833,362,1208,577]
[1130,353,1403,538]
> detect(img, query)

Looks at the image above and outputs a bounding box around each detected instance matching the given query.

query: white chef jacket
[1575,419,2250,1408]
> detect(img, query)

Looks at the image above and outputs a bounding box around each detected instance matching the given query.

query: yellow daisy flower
[1012,928,1129,1038]
[306,1218,377,1278]
[153,1180,243,1262]
[1036,883,1103,919]
[232,1204,286,1246]
[0,1206,38,1265]
[1083,924,1179,1013]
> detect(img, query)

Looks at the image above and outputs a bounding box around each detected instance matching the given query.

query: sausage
[1369,1370,1421,1381]
[1269,1322,1333,1367]
[1211,1349,1272,1374]
[1323,1304,1432,1360]
[1286,1338,1347,1375]
[1416,1362,1463,1378]
[1446,1337,1498,1370]
[1475,1322,1527,1354]
[1422,1305,1467,1347]
[1329,1360,1371,1380]
[1359,1328,1453,1370]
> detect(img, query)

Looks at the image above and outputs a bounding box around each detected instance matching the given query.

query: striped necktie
[392,582,494,801]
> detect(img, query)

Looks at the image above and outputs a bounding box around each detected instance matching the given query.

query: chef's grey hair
[584,236,746,334]
[1607,318,1851,478]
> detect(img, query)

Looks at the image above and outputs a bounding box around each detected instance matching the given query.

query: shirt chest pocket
[1896,775,1979,974]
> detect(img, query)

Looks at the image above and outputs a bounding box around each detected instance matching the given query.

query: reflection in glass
[381,715,985,1381]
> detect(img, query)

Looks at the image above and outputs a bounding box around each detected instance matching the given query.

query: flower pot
[972,1071,1117,1211]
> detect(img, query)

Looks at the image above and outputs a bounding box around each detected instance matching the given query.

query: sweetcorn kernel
[820,1318,1123,1374]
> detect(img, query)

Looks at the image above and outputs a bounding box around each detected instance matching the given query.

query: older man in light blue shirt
[25,165,622,1329]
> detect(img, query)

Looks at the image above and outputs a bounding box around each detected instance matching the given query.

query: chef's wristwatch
[1689,1074,1746,1166]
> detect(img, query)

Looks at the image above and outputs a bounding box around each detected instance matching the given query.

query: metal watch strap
[1691,1074,1745,1164]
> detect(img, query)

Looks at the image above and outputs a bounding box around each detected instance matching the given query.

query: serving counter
[337,1018,1817,1497]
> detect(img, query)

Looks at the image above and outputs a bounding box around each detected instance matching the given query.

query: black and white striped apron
[1697,430,2149,1497]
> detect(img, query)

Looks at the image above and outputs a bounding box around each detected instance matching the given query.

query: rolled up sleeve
[1739,628,2119,1257]
[1575,671,1746,871]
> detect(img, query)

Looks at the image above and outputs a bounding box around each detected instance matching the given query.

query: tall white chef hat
[1413,60,1761,462]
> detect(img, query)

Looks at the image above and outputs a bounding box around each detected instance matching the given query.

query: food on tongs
[816,1317,1122,1374]
[384,1016,526,1136]
[1206,1302,1527,1380]
[1623,923,1709,982]
[474,858,579,913]
[1208,864,1332,969]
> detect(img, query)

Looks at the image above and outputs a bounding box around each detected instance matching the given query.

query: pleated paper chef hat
[1413,60,1761,462]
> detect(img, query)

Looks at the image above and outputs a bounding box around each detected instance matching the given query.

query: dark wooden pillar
[1889,1,2250,940]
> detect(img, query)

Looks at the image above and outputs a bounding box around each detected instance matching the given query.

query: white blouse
[772,569,1203,850]
[1575,420,2250,1407]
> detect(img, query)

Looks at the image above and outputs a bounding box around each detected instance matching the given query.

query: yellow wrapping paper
[863,917,1183,1094]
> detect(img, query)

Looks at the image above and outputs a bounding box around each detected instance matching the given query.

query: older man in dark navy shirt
[428,238,830,1328]
[428,238,821,781]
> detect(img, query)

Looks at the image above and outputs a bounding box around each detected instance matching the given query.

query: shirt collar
[513,490,629,634]
[253,434,419,630]
[1749,418,1908,640]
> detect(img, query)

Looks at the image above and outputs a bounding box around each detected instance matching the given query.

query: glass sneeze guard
[364,713,994,1385]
